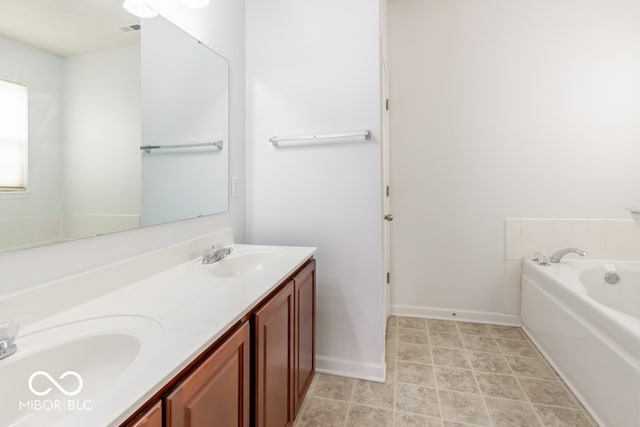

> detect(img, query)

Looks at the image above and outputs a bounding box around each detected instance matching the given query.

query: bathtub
[521,259,640,427]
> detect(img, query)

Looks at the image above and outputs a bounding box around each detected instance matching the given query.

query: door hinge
[385,98,389,111]
[386,272,390,284]
[386,185,390,197]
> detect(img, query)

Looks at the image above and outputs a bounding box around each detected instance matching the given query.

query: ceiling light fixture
[123,0,158,19]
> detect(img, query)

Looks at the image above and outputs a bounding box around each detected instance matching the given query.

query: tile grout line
[293,373,318,425]
[305,393,353,405]
[392,364,397,426]
[461,345,572,410]
[426,323,446,423]
[459,324,582,423]
[342,375,357,427]
[459,322,495,427]
[425,321,447,423]
[395,318,598,426]
[514,329,595,420]
[396,318,447,425]
[391,320,398,427]
[395,318,405,424]
[314,317,590,427]
[489,326,545,427]
[384,316,400,426]
[429,320,499,426]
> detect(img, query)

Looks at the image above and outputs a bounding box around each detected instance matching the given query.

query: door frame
[381,49,391,322]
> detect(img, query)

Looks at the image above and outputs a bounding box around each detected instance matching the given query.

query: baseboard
[316,355,386,383]
[391,304,521,326]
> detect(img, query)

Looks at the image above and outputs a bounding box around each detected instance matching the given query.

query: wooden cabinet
[253,280,295,427]
[293,259,315,416]
[129,402,162,427]
[121,258,315,427]
[253,259,317,427]
[166,322,250,427]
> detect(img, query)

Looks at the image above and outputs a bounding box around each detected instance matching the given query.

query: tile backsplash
[503,218,640,315]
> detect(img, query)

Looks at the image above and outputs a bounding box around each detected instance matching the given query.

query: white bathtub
[521,259,640,427]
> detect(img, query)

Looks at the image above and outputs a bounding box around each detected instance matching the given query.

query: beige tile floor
[294,316,598,427]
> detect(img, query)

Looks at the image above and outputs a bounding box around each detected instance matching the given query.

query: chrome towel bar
[269,130,371,147]
[140,140,223,153]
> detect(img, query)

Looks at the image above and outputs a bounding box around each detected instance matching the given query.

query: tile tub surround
[503,218,640,315]
[294,316,598,427]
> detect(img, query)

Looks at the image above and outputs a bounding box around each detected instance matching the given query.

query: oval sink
[0,316,163,426]
[206,252,285,278]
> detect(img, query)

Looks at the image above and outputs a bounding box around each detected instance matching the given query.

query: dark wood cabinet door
[254,280,295,427]
[129,401,162,427]
[165,322,250,427]
[293,260,315,416]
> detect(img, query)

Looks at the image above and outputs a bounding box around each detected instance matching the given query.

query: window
[0,79,28,191]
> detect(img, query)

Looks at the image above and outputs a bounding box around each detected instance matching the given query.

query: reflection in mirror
[0,0,229,252]
[141,16,229,227]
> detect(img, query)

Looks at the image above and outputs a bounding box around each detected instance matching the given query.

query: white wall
[388,0,640,321]
[0,35,64,249]
[0,0,245,295]
[245,0,385,380]
[63,46,141,238]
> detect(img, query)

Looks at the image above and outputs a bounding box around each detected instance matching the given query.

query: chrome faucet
[549,248,588,263]
[202,245,233,264]
[0,321,18,360]
[533,252,550,266]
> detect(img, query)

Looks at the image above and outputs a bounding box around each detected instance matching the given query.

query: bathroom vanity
[0,229,316,427]
[125,258,316,427]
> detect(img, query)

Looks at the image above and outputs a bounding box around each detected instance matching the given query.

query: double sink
[0,241,314,426]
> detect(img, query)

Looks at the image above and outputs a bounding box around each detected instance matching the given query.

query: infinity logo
[28,371,84,397]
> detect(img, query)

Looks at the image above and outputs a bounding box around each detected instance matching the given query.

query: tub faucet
[549,248,588,263]
[202,245,233,264]
[533,252,550,266]
[0,321,18,360]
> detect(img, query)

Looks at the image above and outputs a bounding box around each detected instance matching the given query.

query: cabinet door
[166,322,250,427]
[254,281,295,427]
[293,260,315,416]
[129,401,162,427]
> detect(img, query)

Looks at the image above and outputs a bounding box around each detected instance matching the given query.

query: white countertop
[0,229,315,427]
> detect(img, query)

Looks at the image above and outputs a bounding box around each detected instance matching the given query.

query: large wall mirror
[0,0,229,252]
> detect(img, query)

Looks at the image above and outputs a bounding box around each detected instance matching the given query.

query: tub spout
[549,248,588,263]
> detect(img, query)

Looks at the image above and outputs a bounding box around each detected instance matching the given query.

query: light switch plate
[231,177,240,198]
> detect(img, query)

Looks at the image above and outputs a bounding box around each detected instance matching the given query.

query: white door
[381,52,392,320]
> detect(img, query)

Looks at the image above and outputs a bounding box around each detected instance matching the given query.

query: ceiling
[0,0,141,57]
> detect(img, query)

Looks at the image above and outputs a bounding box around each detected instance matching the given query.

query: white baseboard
[316,355,386,383]
[391,304,521,326]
